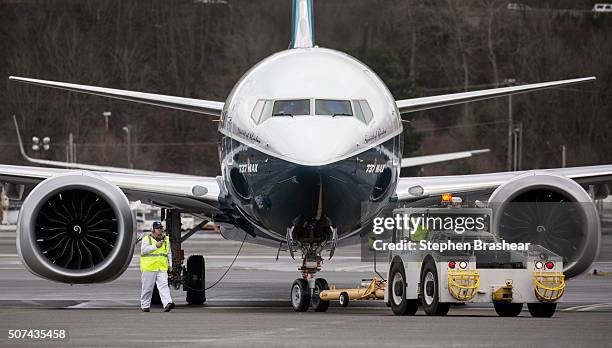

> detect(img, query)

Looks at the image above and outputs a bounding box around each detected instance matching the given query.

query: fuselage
[218,47,403,245]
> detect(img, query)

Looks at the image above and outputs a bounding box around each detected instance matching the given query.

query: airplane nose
[265,118,361,166]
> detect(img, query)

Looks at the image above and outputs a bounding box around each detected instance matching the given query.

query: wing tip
[8,76,28,82]
[575,76,596,82]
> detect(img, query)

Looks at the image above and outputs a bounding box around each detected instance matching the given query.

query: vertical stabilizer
[289,0,315,48]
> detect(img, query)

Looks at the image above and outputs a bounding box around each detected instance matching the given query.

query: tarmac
[0,227,611,347]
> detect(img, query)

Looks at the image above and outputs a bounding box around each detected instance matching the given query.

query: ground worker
[140,221,175,312]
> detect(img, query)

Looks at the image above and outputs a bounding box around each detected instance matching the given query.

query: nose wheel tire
[389,262,418,315]
[494,302,523,317]
[420,259,450,316]
[311,278,330,312]
[291,279,311,312]
[528,303,557,317]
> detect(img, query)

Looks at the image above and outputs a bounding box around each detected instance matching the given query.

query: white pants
[140,271,173,308]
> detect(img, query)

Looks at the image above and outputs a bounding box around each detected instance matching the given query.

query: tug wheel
[528,303,557,317]
[389,262,418,315]
[420,259,450,316]
[494,302,523,317]
[311,278,330,312]
[339,292,350,307]
[291,279,311,312]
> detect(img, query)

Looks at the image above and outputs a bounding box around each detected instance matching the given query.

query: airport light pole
[512,123,523,171]
[504,78,516,171]
[122,125,133,169]
[102,111,111,131]
[66,133,77,163]
[31,136,50,159]
[562,145,567,168]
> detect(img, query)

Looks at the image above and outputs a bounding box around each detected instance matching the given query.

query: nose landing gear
[290,248,331,312]
[291,277,331,312]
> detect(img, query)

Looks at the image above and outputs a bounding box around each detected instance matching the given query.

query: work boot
[141,308,150,312]
[164,303,175,312]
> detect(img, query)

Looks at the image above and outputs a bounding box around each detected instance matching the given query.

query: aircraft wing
[0,164,224,213]
[395,165,612,201]
[395,77,595,114]
[9,76,224,117]
[401,149,489,168]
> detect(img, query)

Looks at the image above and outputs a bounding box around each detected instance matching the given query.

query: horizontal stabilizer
[401,149,490,168]
[9,76,224,117]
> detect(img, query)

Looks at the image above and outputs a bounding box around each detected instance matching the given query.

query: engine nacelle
[489,172,600,278]
[17,172,135,283]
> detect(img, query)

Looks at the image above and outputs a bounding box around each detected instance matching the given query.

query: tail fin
[289,0,315,48]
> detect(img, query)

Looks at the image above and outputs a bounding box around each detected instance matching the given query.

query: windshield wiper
[331,113,352,117]
[272,112,294,117]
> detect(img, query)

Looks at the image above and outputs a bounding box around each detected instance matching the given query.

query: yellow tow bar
[319,278,386,305]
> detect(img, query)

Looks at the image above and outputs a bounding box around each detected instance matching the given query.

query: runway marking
[562,303,612,312]
[66,300,135,309]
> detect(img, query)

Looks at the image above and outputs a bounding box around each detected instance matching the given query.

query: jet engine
[16,173,135,283]
[489,172,600,278]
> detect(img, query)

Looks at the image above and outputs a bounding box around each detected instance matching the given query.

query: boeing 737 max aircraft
[0,0,608,311]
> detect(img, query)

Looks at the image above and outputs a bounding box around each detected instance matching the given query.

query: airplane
[0,0,608,313]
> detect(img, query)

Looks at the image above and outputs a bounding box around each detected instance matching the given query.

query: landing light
[191,185,208,197]
[459,261,468,269]
[408,185,424,197]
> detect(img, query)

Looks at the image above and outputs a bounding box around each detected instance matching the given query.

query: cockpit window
[315,99,352,116]
[251,100,275,124]
[252,98,371,124]
[352,99,373,124]
[251,100,265,123]
[272,99,310,116]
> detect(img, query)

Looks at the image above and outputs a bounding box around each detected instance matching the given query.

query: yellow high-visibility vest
[140,235,170,272]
